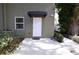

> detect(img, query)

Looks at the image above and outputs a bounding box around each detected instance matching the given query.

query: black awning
[27,11,47,17]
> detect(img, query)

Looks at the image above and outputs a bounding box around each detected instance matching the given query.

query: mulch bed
[0,37,24,55]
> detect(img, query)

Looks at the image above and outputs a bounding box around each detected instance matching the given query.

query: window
[15,17,24,30]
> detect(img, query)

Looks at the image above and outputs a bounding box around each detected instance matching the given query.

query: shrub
[54,32,64,42]
[72,36,79,43]
[56,4,76,35]
[0,32,13,49]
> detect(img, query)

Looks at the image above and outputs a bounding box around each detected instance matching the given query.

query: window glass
[16,18,23,22]
[16,24,23,29]
[15,17,24,30]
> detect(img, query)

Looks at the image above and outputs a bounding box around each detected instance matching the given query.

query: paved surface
[13,38,79,55]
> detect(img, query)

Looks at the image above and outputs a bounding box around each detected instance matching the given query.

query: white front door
[33,17,42,37]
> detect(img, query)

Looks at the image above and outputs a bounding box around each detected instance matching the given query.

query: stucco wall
[5,3,55,37]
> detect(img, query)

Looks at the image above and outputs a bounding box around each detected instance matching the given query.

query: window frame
[15,16,24,30]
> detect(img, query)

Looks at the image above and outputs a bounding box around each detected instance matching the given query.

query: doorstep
[32,37,40,40]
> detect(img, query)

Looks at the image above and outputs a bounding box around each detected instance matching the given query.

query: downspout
[2,3,7,31]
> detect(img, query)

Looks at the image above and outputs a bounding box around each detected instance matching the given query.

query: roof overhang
[28,11,47,17]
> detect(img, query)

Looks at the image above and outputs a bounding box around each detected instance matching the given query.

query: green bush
[54,32,64,42]
[56,4,76,35]
[72,36,79,43]
[0,32,13,48]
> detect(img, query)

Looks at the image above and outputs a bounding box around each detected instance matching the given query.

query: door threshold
[32,37,40,40]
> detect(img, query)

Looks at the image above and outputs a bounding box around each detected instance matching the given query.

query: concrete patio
[13,38,79,55]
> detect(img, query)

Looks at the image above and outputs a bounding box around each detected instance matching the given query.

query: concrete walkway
[13,38,79,55]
